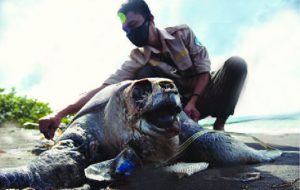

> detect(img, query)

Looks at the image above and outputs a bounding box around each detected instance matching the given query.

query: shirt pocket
[171,46,193,71]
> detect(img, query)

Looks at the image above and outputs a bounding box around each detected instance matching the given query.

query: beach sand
[0,126,299,190]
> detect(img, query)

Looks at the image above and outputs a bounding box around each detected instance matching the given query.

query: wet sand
[0,126,299,190]
[0,125,40,168]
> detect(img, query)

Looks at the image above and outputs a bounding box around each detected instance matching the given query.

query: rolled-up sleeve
[103,59,143,85]
[182,25,211,74]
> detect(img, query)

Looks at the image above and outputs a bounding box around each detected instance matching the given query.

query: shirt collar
[158,28,175,40]
[143,28,175,59]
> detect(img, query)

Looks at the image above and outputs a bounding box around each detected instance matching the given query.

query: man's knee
[224,56,248,76]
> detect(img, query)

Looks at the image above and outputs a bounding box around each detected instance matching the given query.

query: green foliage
[0,87,52,126]
[61,115,73,125]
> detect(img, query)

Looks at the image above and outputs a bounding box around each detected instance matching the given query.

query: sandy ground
[0,125,41,168]
[0,126,299,190]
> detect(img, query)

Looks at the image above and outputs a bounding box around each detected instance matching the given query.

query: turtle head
[123,78,182,138]
[121,78,182,162]
[102,78,182,162]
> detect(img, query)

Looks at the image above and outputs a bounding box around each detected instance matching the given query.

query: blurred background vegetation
[0,87,53,128]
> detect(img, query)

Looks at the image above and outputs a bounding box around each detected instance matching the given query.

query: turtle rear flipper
[258,149,282,162]
[85,147,142,182]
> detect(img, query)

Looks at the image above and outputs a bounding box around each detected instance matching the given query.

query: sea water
[199,112,300,134]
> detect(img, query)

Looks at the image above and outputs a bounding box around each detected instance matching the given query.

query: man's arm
[39,84,108,139]
[184,72,210,121]
[39,49,144,139]
[179,25,211,121]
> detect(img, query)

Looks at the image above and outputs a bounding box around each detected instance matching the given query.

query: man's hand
[37,84,108,140]
[184,73,209,122]
[38,113,62,140]
[184,102,201,122]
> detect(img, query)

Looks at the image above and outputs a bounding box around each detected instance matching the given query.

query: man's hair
[118,0,152,21]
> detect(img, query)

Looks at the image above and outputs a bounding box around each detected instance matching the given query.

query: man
[39,0,247,140]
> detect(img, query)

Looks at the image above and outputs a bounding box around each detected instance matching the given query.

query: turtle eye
[131,80,152,108]
[159,81,177,93]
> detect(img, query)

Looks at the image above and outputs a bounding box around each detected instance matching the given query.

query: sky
[0,0,299,116]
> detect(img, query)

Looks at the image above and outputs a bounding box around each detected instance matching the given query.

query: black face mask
[126,20,150,47]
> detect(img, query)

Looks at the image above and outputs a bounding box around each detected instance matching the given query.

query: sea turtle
[0,78,281,189]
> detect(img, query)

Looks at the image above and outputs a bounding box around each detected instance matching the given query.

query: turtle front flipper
[85,147,142,182]
[179,112,282,165]
[0,140,88,189]
[0,122,93,189]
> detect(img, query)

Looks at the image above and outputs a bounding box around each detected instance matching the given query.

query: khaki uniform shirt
[103,24,211,85]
